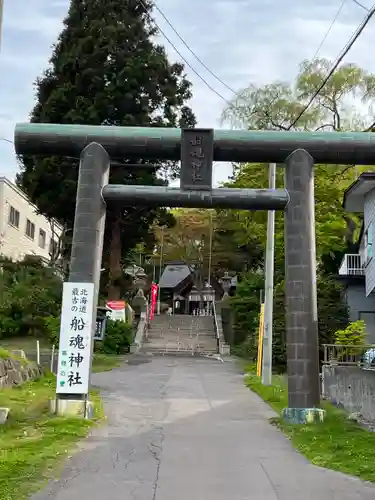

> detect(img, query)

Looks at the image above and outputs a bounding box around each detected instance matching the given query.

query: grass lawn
[0,337,51,352]
[245,371,375,483]
[0,374,104,500]
[0,348,23,361]
[0,337,127,374]
[92,353,126,373]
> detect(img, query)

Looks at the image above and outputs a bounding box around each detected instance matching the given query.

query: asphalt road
[31,355,375,500]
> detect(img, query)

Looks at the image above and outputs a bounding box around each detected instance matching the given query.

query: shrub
[94,319,133,354]
[41,316,133,355]
[334,320,367,346]
[334,320,367,358]
[0,256,62,340]
[229,272,286,371]
[230,272,349,372]
[230,271,263,349]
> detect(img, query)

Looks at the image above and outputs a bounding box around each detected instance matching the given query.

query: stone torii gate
[14,123,375,423]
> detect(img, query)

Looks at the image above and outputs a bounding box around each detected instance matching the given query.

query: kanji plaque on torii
[180,128,214,191]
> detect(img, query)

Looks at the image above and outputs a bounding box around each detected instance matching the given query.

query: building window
[49,238,58,258]
[38,229,46,249]
[365,223,373,264]
[25,219,35,240]
[8,206,20,228]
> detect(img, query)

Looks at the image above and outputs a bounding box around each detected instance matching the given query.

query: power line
[311,0,348,61]
[352,0,370,11]
[153,1,237,95]
[138,0,233,107]
[288,4,375,129]
[0,138,13,144]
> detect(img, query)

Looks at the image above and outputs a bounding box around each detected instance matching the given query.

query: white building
[0,177,63,263]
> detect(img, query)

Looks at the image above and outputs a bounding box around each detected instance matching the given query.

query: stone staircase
[141,314,219,357]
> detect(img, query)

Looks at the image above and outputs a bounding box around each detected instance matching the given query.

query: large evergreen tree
[17,0,196,299]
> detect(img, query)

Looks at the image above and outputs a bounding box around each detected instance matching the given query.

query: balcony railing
[338,254,364,276]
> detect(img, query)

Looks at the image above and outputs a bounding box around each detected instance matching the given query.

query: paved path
[32,355,375,500]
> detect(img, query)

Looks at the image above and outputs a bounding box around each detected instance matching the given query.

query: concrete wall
[0,177,63,262]
[322,365,375,421]
[364,188,375,295]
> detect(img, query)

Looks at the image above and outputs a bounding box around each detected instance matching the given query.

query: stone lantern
[220,271,232,298]
[133,270,148,293]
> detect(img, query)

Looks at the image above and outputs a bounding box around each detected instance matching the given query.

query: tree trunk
[108,214,122,300]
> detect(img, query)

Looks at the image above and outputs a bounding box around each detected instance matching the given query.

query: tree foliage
[0,257,62,340]
[219,58,371,366]
[334,320,367,347]
[220,58,375,272]
[94,319,133,355]
[222,162,364,272]
[222,58,375,131]
[230,272,349,372]
[154,208,262,276]
[16,0,196,299]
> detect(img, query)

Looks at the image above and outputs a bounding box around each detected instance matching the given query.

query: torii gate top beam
[14,123,375,165]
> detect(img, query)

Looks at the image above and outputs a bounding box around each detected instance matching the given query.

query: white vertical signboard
[56,282,95,394]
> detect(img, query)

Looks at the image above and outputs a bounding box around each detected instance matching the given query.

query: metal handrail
[212,301,220,339]
[212,301,221,353]
[322,343,375,368]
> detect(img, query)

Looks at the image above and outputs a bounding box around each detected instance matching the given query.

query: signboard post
[94,315,107,341]
[56,282,95,395]
[106,300,126,322]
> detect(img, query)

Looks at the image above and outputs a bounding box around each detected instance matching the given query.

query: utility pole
[207,212,213,286]
[157,226,164,315]
[152,259,156,282]
[262,163,276,385]
[0,0,3,52]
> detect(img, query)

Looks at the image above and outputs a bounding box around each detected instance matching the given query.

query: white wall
[0,177,63,262]
[364,188,375,295]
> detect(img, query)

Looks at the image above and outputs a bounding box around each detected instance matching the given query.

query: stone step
[151,318,214,325]
[144,341,218,349]
[150,329,215,335]
[140,348,218,357]
[149,328,214,332]
[147,340,217,346]
[144,314,218,357]
[148,335,216,340]
[147,332,215,336]
[143,337,217,345]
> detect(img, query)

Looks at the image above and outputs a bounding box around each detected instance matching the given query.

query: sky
[0,0,374,187]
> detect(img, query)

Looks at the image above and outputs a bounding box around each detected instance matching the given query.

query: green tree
[220,58,375,271]
[0,256,62,340]
[222,162,363,272]
[230,271,349,372]
[155,208,262,277]
[16,0,196,299]
[222,58,375,131]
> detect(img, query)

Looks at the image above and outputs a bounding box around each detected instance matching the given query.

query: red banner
[149,283,158,320]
